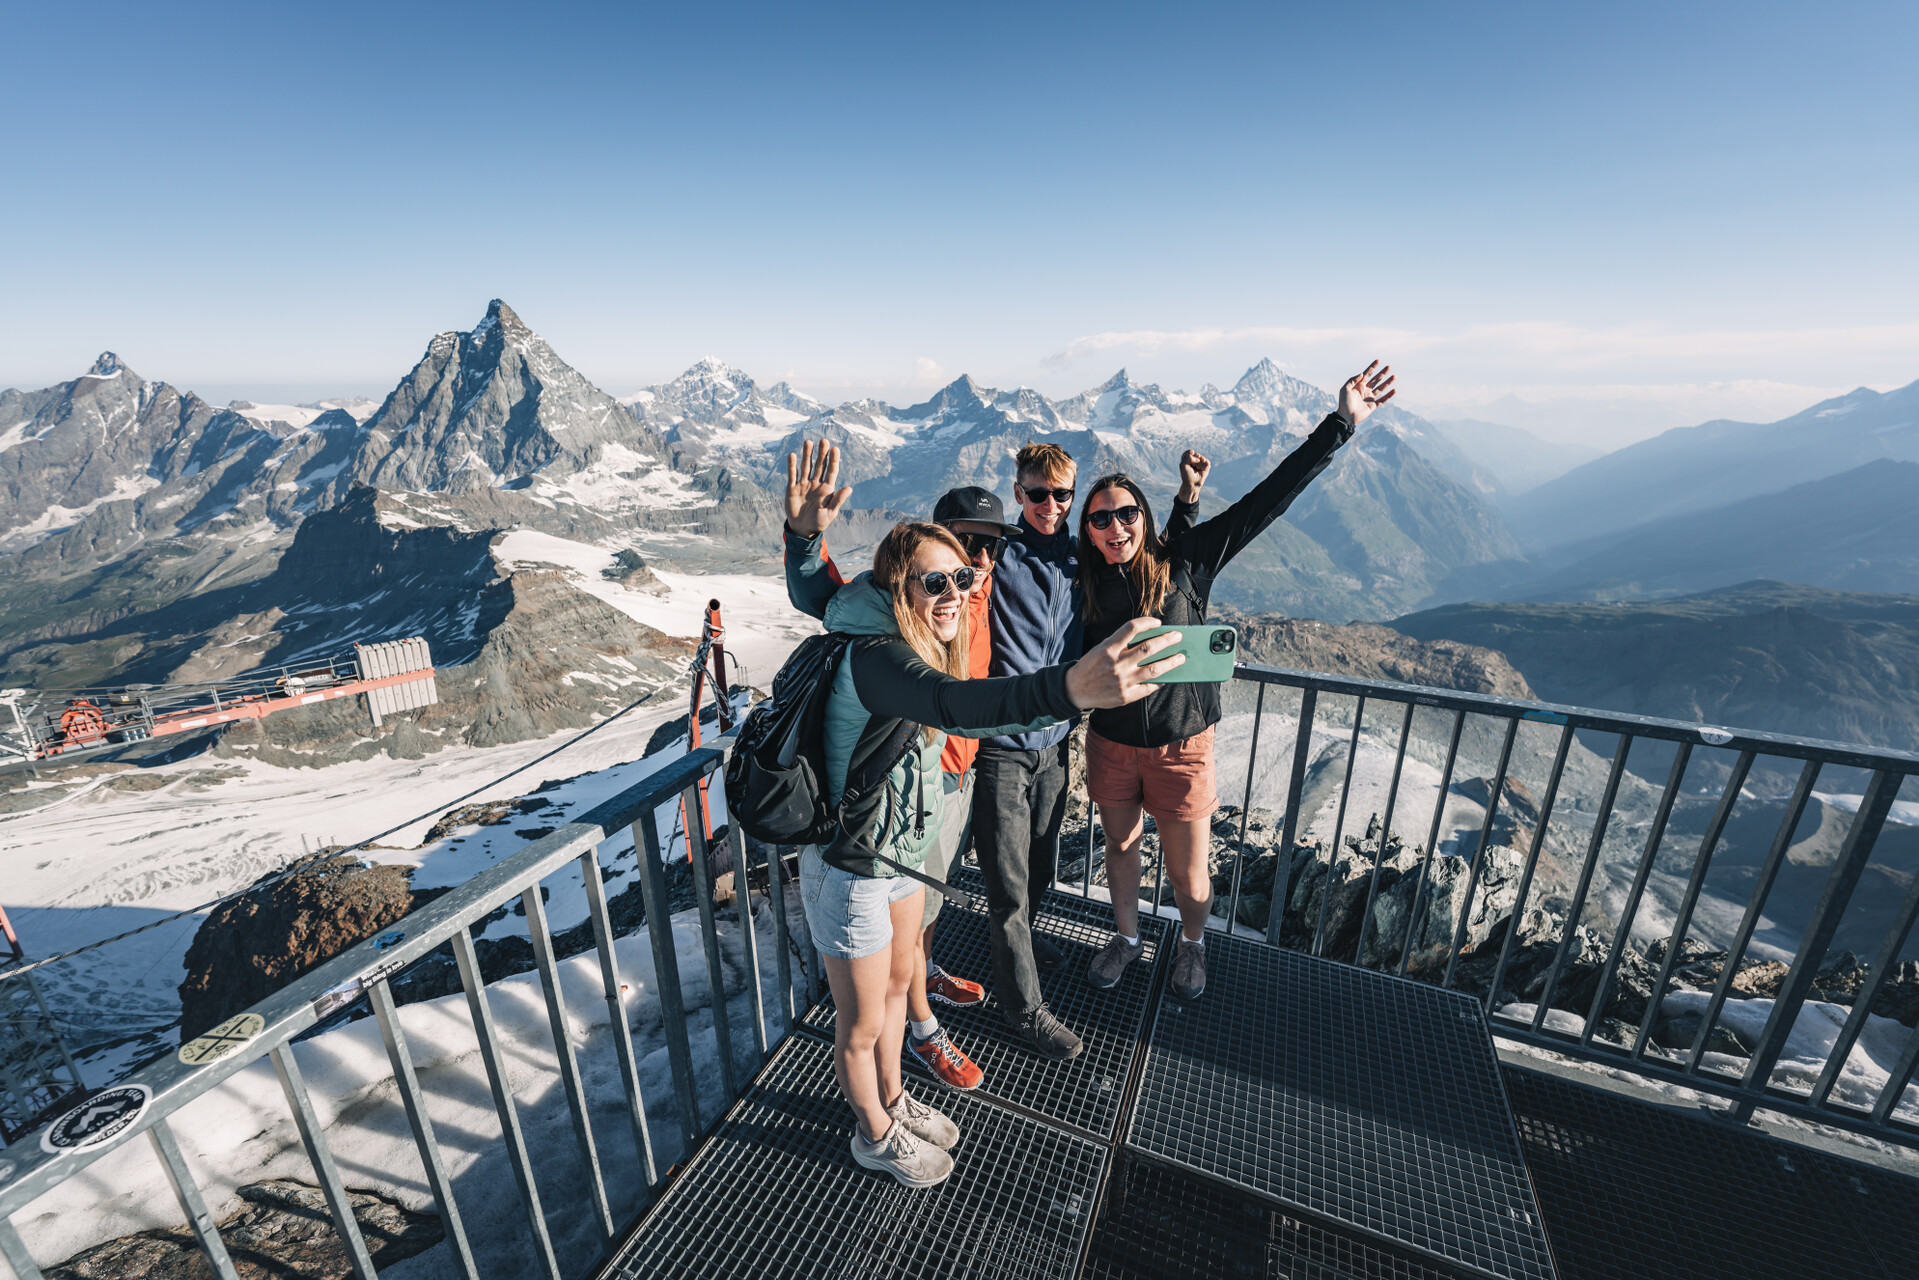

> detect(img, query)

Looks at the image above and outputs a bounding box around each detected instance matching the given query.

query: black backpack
[722,633,975,906]
[724,633,855,845]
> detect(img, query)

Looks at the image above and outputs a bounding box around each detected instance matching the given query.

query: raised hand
[1338,360,1396,426]
[1177,449,1211,503]
[784,438,852,536]
[1065,618,1185,708]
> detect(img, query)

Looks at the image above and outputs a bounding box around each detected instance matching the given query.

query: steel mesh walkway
[1124,932,1558,1280]
[801,884,1167,1138]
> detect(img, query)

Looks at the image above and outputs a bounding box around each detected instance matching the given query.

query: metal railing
[0,732,801,1280]
[1064,663,1919,1150]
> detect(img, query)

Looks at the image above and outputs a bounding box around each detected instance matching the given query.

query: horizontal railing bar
[1230,662,1919,772]
[0,738,736,1218]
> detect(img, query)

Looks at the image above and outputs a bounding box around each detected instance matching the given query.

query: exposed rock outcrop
[48,1179,442,1280]
[178,855,414,1041]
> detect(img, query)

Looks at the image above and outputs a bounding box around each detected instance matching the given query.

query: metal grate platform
[1504,1066,1917,1280]
[1083,1152,1460,1280]
[802,885,1166,1138]
[605,1033,1108,1280]
[1125,933,1557,1280]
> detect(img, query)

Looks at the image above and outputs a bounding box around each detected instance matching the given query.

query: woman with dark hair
[804,520,1180,1187]
[1078,362,1395,1001]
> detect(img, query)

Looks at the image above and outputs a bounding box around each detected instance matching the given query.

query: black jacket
[1085,411,1354,748]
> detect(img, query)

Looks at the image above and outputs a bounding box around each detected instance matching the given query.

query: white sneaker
[886,1087,960,1150]
[851,1119,954,1188]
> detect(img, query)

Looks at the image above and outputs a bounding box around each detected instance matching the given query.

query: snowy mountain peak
[484,298,529,335]
[1230,357,1320,407]
[86,352,133,380]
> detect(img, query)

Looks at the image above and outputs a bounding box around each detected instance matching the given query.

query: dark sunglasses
[956,532,1008,562]
[910,566,978,597]
[1086,505,1143,531]
[1019,484,1075,506]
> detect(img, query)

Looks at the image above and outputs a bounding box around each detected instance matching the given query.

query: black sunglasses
[911,566,978,597]
[1019,484,1075,506]
[1087,505,1142,531]
[956,532,1008,562]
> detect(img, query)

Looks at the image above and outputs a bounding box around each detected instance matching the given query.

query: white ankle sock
[1117,932,1140,947]
[1182,932,1205,947]
[910,1016,939,1040]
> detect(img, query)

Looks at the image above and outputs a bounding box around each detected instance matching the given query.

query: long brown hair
[1077,475,1172,621]
[872,522,971,682]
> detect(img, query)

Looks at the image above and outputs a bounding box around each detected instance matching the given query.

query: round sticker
[41,1084,152,1154]
[1699,727,1735,746]
[178,1012,266,1067]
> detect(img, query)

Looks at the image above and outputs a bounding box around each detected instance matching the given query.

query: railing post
[681,782,740,1101]
[269,1046,380,1280]
[449,931,563,1280]
[762,842,797,1033]
[1401,708,1465,977]
[1533,734,1631,1033]
[368,976,482,1280]
[1811,846,1919,1107]
[1267,686,1317,946]
[1225,682,1266,935]
[1582,742,1691,1046]
[1630,750,1757,1056]
[0,1217,45,1280]
[1354,700,1414,965]
[1442,718,1519,990]
[1484,723,1574,1011]
[522,884,615,1241]
[635,806,705,1147]
[725,818,771,1064]
[1685,759,1821,1071]
[1314,696,1367,956]
[576,846,660,1187]
[1735,770,1902,1122]
[148,1119,241,1280]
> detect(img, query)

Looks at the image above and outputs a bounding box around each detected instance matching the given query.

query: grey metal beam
[1811,857,1919,1107]
[1484,723,1574,1012]
[450,931,563,1280]
[1581,742,1691,1047]
[269,1046,379,1280]
[1268,687,1318,946]
[1685,759,1820,1072]
[1737,770,1902,1121]
[1532,733,1631,1033]
[576,847,659,1188]
[635,807,704,1147]
[1443,718,1520,990]
[1354,700,1415,965]
[1632,750,1756,1059]
[723,818,770,1064]
[1225,683,1266,934]
[367,978,480,1280]
[1401,708,1465,977]
[680,783,739,1100]
[1314,696,1368,956]
[148,1119,240,1280]
[0,1217,44,1280]
[522,885,615,1241]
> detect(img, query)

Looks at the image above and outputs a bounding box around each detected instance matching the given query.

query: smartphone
[1126,624,1238,684]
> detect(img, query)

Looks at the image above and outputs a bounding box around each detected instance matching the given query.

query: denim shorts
[798,845,924,960]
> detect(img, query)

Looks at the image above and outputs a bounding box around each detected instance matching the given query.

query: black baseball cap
[933,486,1021,537]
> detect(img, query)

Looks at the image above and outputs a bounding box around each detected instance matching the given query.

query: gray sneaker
[1170,937,1208,1000]
[1087,933,1145,990]
[886,1087,959,1150]
[851,1119,954,1188]
[1006,1002,1084,1060]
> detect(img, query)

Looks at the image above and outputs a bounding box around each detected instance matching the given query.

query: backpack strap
[827,694,981,909]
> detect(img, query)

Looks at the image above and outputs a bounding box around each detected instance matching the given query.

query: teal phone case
[1126,624,1239,683]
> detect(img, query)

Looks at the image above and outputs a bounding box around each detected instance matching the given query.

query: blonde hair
[872,522,971,686]
[1015,441,1075,486]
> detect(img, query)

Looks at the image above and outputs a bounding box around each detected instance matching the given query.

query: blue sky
[3,1,1914,443]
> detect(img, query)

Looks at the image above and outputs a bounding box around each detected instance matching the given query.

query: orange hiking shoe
[909,1027,985,1090]
[926,964,986,1008]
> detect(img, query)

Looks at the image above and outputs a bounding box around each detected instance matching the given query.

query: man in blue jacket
[977,441,1084,1059]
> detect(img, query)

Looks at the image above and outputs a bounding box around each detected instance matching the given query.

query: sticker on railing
[179,1012,266,1067]
[1522,710,1568,726]
[374,930,405,950]
[312,978,365,1021]
[41,1084,152,1154]
[1698,727,1735,745]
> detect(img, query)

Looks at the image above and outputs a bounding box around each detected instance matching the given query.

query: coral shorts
[1085,725,1217,822]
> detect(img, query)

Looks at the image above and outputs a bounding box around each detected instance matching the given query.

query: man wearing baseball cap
[781,443,1019,1091]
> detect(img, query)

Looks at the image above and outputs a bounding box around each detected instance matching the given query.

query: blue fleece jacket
[985,515,1080,751]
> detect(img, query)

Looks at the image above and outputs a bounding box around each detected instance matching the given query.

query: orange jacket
[941,576,994,775]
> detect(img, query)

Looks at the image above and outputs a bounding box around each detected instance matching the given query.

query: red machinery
[683,600,734,846]
[1,638,440,774]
